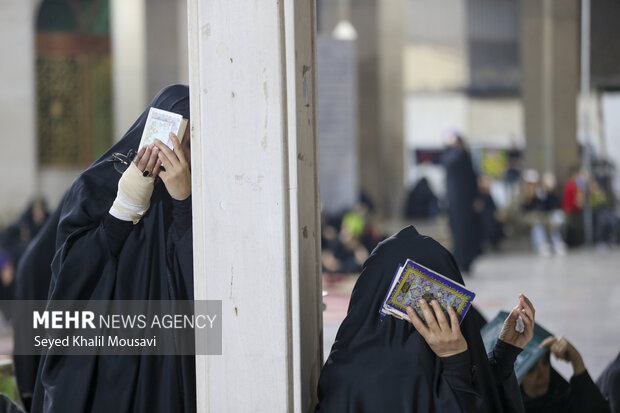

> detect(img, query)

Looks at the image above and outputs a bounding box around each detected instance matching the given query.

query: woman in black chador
[30,85,195,413]
[316,225,535,412]
[442,134,483,273]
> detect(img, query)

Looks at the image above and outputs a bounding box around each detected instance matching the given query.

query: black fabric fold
[103,214,134,256]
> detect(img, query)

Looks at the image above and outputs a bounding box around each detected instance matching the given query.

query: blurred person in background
[520,336,610,413]
[562,166,585,247]
[539,172,567,255]
[0,199,49,269]
[507,170,566,256]
[404,176,440,220]
[597,351,620,413]
[478,175,504,251]
[11,197,65,411]
[590,178,617,246]
[0,249,14,319]
[441,133,483,274]
[0,199,49,320]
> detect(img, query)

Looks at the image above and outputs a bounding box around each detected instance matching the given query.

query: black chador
[316,226,525,413]
[30,85,195,413]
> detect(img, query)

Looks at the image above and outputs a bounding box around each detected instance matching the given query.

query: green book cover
[480,311,553,381]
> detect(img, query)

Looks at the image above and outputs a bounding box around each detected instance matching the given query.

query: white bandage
[109,162,155,224]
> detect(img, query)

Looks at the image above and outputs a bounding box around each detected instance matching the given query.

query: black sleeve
[166,196,193,299]
[567,371,611,413]
[487,339,526,413]
[171,196,192,236]
[102,213,133,256]
[440,351,486,412]
[488,339,521,380]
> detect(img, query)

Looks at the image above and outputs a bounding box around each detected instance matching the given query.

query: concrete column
[351,0,405,218]
[187,0,322,411]
[377,0,406,218]
[111,0,190,140]
[0,0,38,221]
[521,0,579,181]
[350,0,381,213]
[110,0,147,140]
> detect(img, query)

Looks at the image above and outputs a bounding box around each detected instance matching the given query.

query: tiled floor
[322,247,620,381]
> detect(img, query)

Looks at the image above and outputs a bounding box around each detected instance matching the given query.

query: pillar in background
[111,0,189,141]
[377,0,406,218]
[317,35,359,215]
[350,0,382,214]
[110,0,147,140]
[187,0,322,411]
[521,0,579,181]
[0,0,38,221]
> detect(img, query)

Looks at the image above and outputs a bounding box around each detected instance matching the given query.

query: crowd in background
[400,135,619,269]
[0,200,49,319]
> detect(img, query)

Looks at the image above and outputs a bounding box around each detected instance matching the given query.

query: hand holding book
[498,294,535,349]
[153,133,191,201]
[406,299,468,358]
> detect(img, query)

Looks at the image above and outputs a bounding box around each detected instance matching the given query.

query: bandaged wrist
[109,162,155,224]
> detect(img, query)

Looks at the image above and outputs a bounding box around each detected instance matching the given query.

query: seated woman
[316,225,535,412]
[520,336,610,413]
[31,85,195,413]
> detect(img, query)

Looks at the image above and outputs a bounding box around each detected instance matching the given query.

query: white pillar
[0,0,38,221]
[110,0,147,141]
[188,1,322,411]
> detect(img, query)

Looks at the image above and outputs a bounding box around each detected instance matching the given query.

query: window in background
[36,0,112,166]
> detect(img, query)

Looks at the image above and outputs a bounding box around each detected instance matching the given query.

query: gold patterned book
[380,259,475,324]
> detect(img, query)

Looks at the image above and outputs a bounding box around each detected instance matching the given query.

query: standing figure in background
[478,175,504,251]
[539,172,567,255]
[562,166,585,247]
[590,179,617,246]
[441,133,482,274]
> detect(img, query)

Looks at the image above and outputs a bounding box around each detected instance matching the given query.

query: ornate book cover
[138,107,188,150]
[380,259,475,324]
[481,311,553,380]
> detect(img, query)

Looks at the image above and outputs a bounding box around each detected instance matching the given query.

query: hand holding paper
[499,294,535,349]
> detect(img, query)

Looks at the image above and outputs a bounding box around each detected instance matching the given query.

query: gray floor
[322,247,620,381]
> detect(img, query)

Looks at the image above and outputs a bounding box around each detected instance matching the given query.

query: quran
[138,108,188,150]
[481,311,553,380]
[380,259,475,324]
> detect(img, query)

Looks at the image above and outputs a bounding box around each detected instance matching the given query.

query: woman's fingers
[169,133,187,164]
[430,300,450,332]
[519,294,535,321]
[136,146,151,171]
[144,146,159,176]
[418,300,440,332]
[156,145,174,171]
[152,157,161,176]
[133,146,146,165]
[540,336,557,349]
[447,306,460,333]
[406,306,430,338]
[153,138,180,168]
